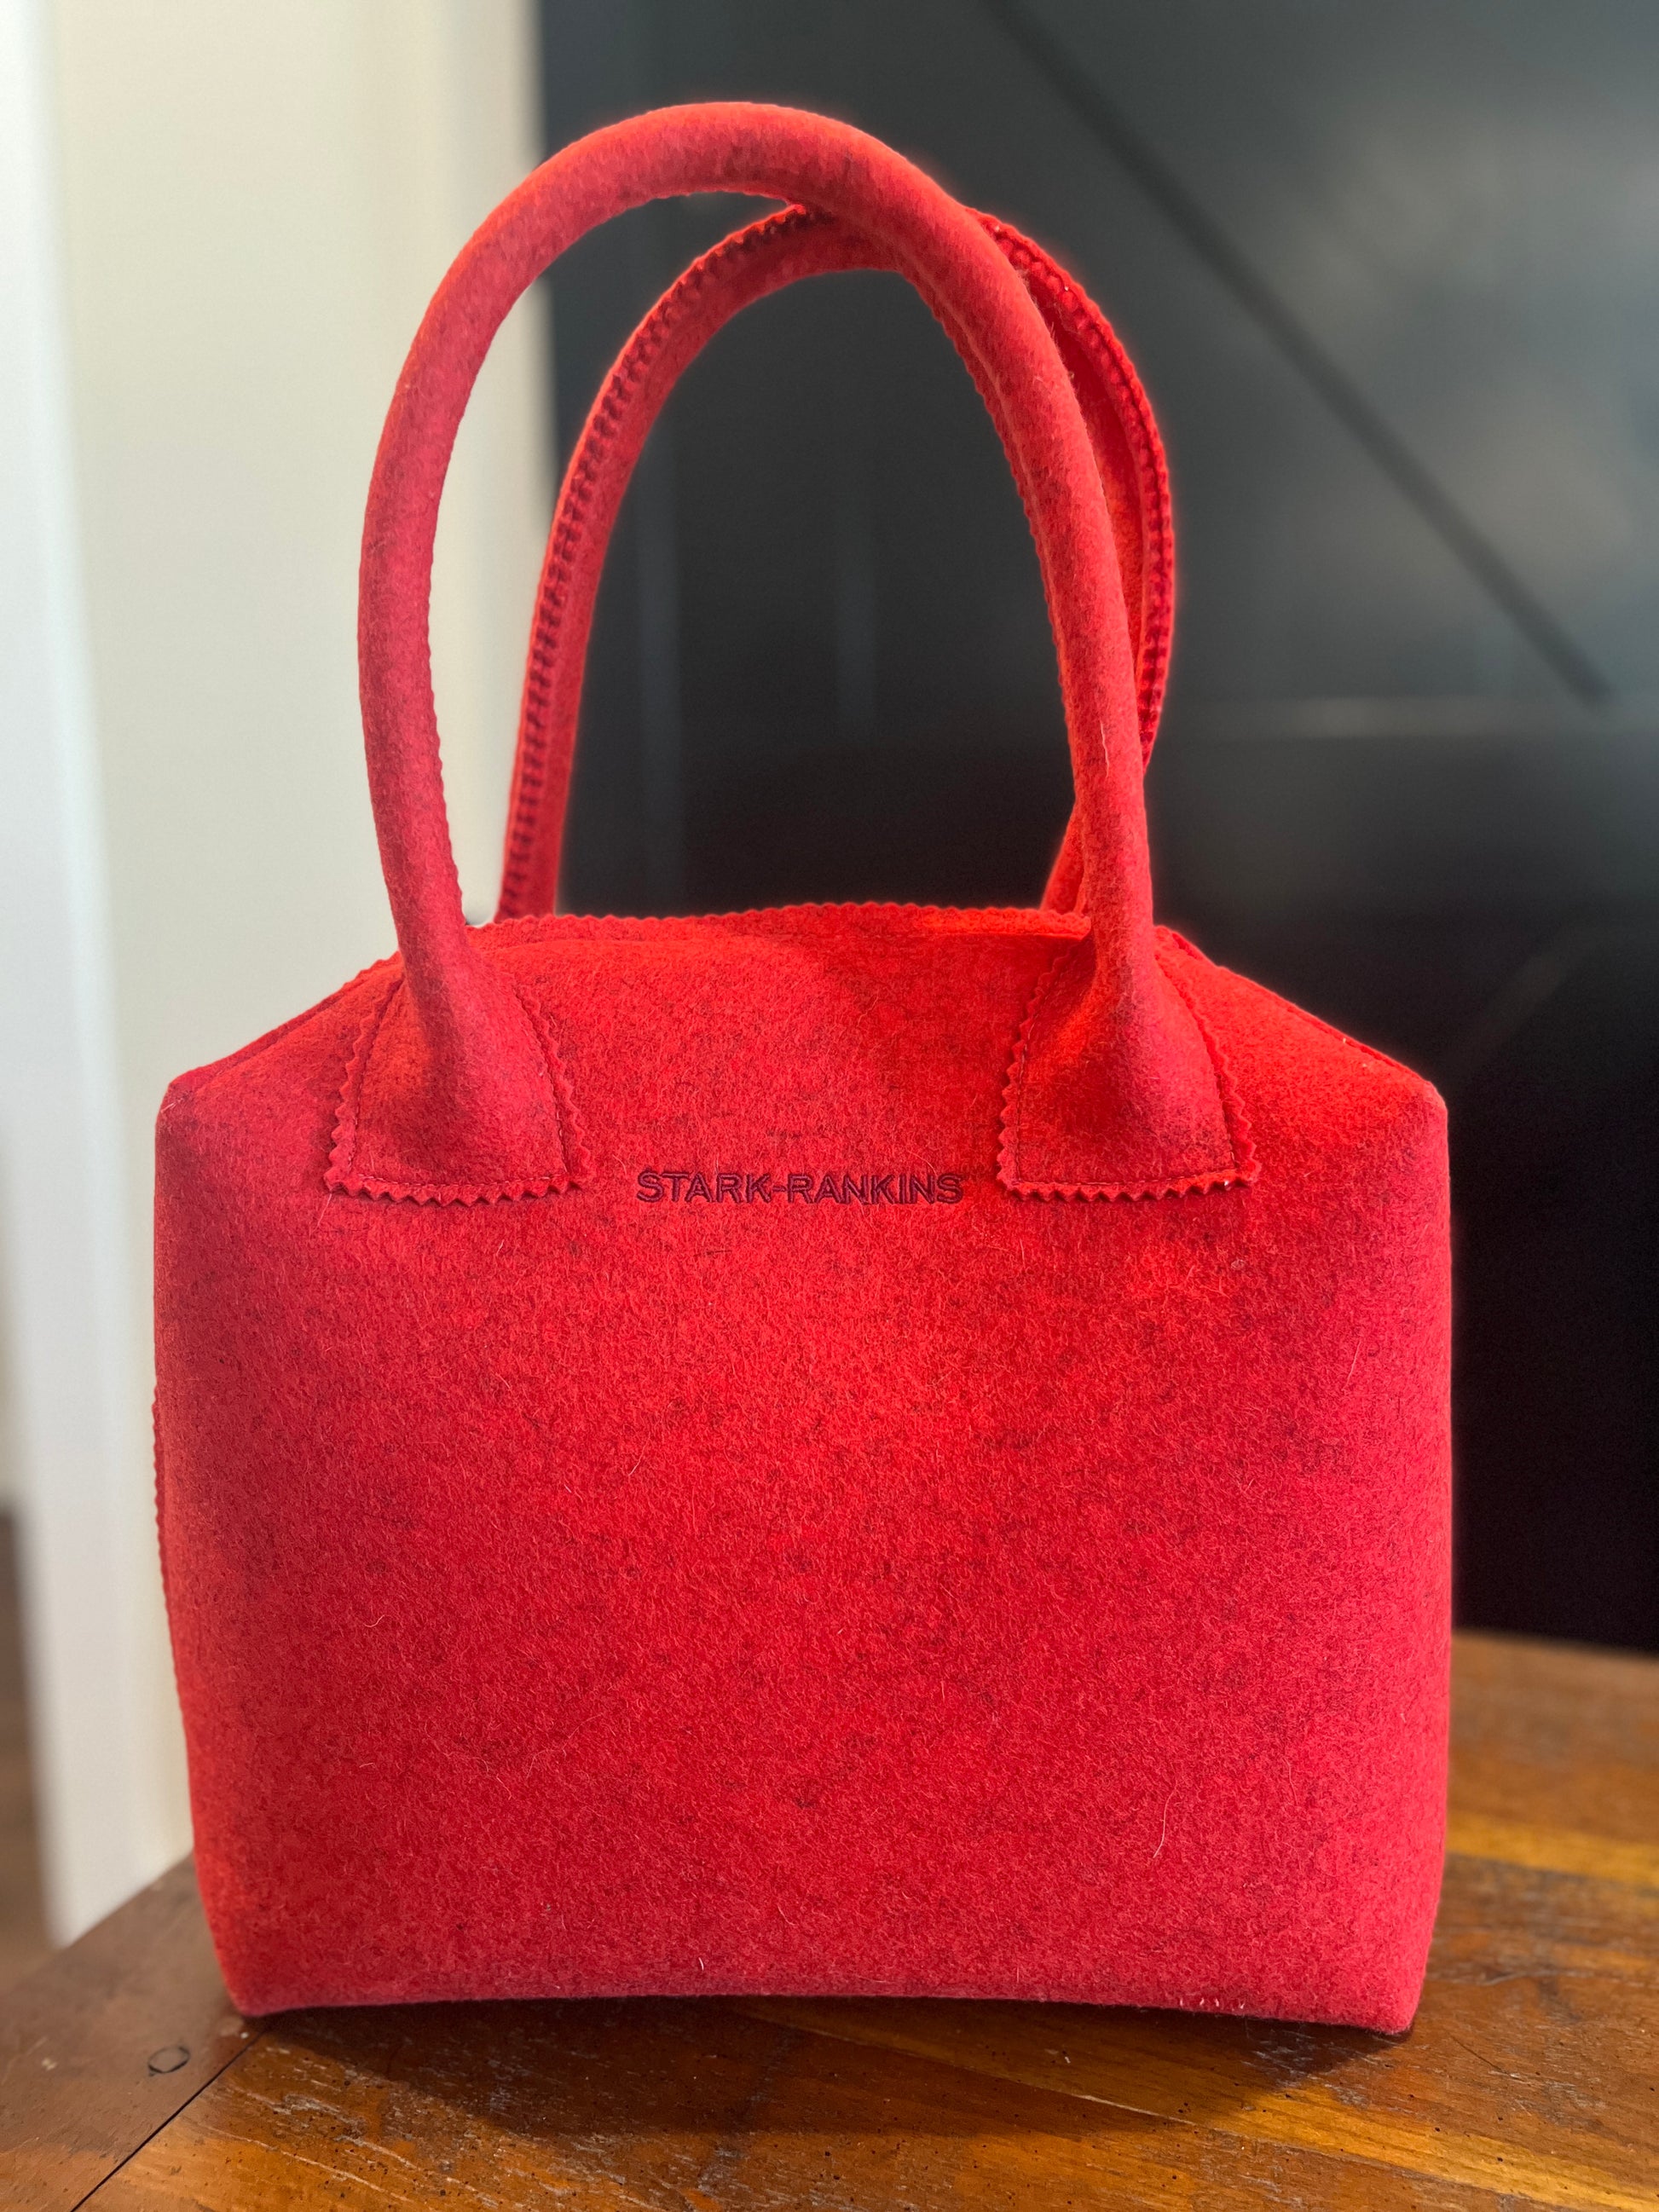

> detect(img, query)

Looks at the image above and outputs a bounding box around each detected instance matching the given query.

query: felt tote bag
[154,103,1452,2031]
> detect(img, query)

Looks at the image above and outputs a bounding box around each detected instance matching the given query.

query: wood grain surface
[3,1631,1655,2210]
[0,1863,256,2211]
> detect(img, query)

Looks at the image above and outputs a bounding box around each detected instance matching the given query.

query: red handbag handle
[494,205,1175,921]
[355,103,1245,1202]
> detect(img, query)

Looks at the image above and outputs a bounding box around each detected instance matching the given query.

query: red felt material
[154,103,1452,2032]
[350,101,1232,1203]
[494,206,1174,922]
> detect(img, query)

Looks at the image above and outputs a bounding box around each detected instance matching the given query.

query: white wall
[0,0,549,1938]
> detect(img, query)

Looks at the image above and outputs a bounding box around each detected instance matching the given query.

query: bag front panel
[155,909,1449,2030]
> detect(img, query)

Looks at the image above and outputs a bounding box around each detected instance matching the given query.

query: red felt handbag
[154,103,1451,2030]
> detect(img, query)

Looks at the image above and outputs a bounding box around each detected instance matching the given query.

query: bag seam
[996,932,1258,1200]
[324,975,592,1205]
[983,217,1173,748]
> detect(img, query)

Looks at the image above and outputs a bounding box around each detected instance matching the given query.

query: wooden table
[3,1632,1656,2210]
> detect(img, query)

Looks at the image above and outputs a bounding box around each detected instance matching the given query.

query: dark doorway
[535,0,1659,1649]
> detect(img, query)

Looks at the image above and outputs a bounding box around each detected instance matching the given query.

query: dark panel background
[535,0,1659,1649]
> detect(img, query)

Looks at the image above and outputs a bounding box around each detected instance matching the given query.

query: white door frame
[0,0,174,1940]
